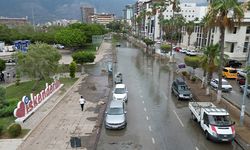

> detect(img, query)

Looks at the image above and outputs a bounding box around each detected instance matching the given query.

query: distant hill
[0,0,207,23]
[0,0,136,23]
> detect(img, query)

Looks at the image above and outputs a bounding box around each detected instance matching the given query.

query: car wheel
[205,131,210,140]
[171,88,174,94]
[191,112,196,121]
[177,95,180,100]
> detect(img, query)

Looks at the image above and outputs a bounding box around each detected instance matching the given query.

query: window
[233,27,237,34]
[203,113,209,126]
[231,43,235,52]
[246,26,250,34]
[244,42,248,52]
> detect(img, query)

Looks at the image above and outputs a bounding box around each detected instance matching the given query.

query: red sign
[14,80,61,118]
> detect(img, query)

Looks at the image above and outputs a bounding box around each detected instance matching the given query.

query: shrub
[191,76,197,82]
[182,71,188,77]
[0,124,3,135]
[8,123,22,138]
[0,104,16,117]
[69,61,77,78]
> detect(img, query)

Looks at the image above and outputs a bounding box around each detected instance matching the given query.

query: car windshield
[208,115,233,126]
[222,81,229,85]
[114,88,125,94]
[178,85,188,91]
[108,107,123,115]
[229,70,237,73]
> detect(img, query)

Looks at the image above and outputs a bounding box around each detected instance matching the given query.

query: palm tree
[200,44,220,95]
[207,0,244,102]
[186,20,195,47]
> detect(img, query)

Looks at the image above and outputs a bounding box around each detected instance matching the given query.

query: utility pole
[240,44,250,126]
[32,6,36,32]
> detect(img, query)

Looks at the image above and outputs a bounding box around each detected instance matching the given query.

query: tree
[16,42,62,90]
[207,0,244,102]
[72,51,95,74]
[186,21,195,47]
[184,56,200,78]
[143,38,155,53]
[55,28,87,48]
[0,59,6,73]
[200,44,220,94]
[69,61,77,78]
[160,44,171,53]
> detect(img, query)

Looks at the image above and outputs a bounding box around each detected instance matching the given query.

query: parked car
[113,84,128,102]
[225,60,242,68]
[174,47,182,52]
[114,72,123,84]
[179,48,187,53]
[105,100,127,129]
[188,50,198,56]
[222,67,237,79]
[240,85,250,97]
[107,63,112,75]
[210,78,232,92]
[237,74,246,85]
[171,77,192,100]
[237,70,247,85]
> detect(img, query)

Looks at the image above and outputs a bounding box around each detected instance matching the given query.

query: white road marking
[142,101,144,104]
[173,110,184,127]
[148,126,152,131]
[195,146,199,150]
[146,116,149,120]
[144,108,147,112]
[140,95,143,98]
[152,137,155,144]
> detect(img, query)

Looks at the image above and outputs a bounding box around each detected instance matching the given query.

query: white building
[181,11,250,61]
[123,4,134,26]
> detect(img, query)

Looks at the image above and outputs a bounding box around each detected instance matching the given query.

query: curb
[189,80,249,149]
[234,134,250,150]
[21,75,87,143]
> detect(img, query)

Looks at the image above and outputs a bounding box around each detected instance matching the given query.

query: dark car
[236,73,246,85]
[171,77,192,100]
[225,60,242,68]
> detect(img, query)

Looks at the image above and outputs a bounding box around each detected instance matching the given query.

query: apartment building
[0,16,29,28]
[90,13,115,25]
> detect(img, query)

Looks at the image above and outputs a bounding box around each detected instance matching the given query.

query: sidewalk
[0,41,113,150]
[186,78,250,150]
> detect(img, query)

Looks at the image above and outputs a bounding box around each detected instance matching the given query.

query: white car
[210,78,232,92]
[237,69,247,77]
[113,84,128,102]
[188,50,198,56]
[179,48,187,53]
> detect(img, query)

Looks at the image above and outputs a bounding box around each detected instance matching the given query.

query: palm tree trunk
[201,70,207,88]
[217,26,225,103]
[188,35,191,46]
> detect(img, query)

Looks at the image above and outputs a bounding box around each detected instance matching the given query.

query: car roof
[223,67,236,70]
[213,78,227,82]
[109,100,123,108]
[174,77,186,84]
[115,84,126,88]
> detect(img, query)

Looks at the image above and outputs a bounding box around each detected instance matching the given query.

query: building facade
[90,13,115,25]
[0,16,29,28]
[123,4,134,26]
[80,7,95,23]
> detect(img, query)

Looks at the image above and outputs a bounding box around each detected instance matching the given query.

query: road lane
[97,41,242,150]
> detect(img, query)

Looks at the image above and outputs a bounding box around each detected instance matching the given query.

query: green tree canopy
[143,38,155,47]
[160,44,171,53]
[16,42,62,82]
[55,28,87,48]
[0,59,6,73]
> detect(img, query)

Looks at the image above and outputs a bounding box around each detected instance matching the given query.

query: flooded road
[97,40,242,150]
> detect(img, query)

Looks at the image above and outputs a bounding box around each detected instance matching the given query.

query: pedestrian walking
[79,96,86,111]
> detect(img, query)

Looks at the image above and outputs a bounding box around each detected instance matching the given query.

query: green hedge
[8,123,22,138]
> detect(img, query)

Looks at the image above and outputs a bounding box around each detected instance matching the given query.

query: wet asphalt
[96,40,243,150]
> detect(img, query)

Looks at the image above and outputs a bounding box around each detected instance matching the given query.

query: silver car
[240,85,250,97]
[105,100,127,129]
